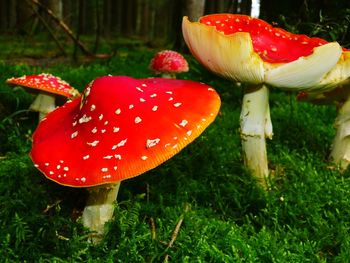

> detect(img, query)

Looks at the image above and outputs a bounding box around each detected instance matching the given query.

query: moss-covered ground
[1,41,350,262]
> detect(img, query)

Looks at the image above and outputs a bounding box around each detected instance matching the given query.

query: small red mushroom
[30,75,221,243]
[149,50,189,79]
[182,13,343,185]
[6,73,80,121]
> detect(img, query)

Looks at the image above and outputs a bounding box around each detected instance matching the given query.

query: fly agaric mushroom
[149,50,189,78]
[6,73,80,121]
[296,49,350,170]
[30,75,220,243]
[182,13,343,185]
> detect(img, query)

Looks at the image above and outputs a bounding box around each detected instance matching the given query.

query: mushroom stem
[329,97,350,170]
[82,182,121,243]
[240,84,272,185]
[161,73,176,79]
[29,93,56,121]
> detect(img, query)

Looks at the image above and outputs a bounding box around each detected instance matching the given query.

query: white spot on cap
[174,102,182,107]
[114,166,118,171]
[140,98,146,102]
[115,108,121,115]
[101,129,106,133]
[79,115,92,124]
[72,121,77,127]
[103,155,113,159]
[208,88,215,91]
[45,163,49,166]
[101,168,108,172]
[63,167,69,171]
[117,138,128,147]
[168,97,174,101]
[115,154,122,160]
[90,104,96,111]
[166,91,173,94]
[87,140,99,147]
[135,117,142,123]
[179,120,188,127]
[99,114,104,120]
[136,87,144,92]
[104,121,109,125]
[146,138,160,148]
[141,156,148,160]
[141,83,147,87]
[113,127,120,133]
[71,131,78,138]
[152,106,158,111]
[187,130,192,136]
[129,104,134,109]
[150,94,157,98]
[57,165,61,169]
[92,127,98,133]
[81,177,86,182]
[49,171,54,175]
[34,164,39,168]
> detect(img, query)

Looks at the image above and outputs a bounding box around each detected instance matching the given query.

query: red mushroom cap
[6,73,79,98]
[199,14,330,64]
[30,76,220,187]
[183,14,344,90]
[149,50,189,74]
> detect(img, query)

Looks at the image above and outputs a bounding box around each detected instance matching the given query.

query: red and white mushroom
[30,75,221,243]
[182,13,343,185]
[6,73,80,121]
[149,50,189,79]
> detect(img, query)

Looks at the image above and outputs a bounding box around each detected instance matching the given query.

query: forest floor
[1,35,350,262]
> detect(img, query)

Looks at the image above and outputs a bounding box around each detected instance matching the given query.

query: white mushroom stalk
[82,183,120,243]
[182,14,343,185]
[240,84,272,183]
[29,93,56,121]
[330,97,350,169]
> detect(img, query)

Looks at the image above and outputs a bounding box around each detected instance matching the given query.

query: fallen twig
[29,0,92,55]
[43,199,62,213]
[163,203,190,262]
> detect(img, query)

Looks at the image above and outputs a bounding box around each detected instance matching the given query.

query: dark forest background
[0,0,349,57]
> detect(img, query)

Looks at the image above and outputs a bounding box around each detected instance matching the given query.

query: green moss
[1,47,350,262]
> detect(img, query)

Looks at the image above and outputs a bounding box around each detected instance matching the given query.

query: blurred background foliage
[0,0,349,61]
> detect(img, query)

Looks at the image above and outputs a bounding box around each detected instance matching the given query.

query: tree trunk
[139,0,150,39]
[185,0,205,21]
[62,0,73,28]
[250,0,260,17]
[16,1,33,31]
[0,0,8,31]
